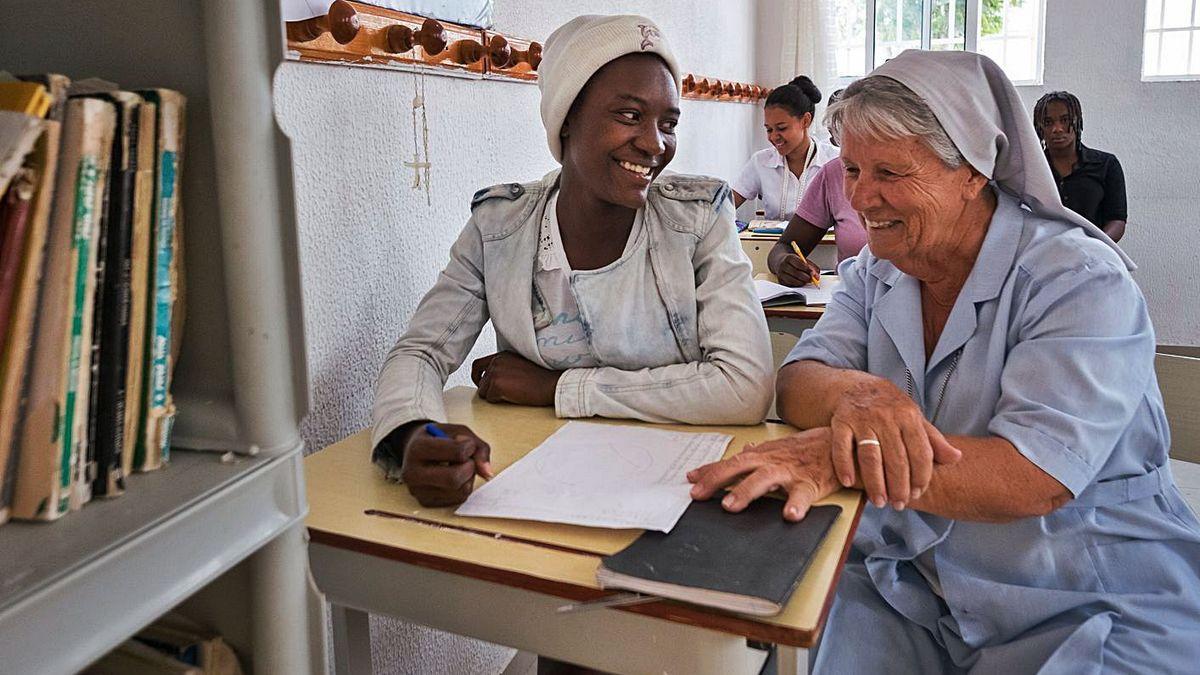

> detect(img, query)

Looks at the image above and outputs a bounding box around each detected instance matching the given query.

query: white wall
[1015,0,1200,346]
[274,2,759,672]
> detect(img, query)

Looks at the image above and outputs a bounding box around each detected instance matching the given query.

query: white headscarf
[538,15,681,163]
[871,50,1134,270]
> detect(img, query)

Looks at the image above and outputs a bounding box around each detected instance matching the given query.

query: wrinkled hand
[830,378,961,510]
[777,253,821,288]
[401,423,492,507]
[471,351,562,406]
[687,428,843,522]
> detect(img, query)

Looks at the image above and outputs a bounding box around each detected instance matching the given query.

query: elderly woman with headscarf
[690,50,1200,672]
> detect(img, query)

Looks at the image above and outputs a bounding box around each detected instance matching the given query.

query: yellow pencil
[790,240,821,288]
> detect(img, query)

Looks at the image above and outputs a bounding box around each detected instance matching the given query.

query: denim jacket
[371,170,774,457]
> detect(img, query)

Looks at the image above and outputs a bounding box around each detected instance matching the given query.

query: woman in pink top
[767,159,868,286]
[768,93,869,287]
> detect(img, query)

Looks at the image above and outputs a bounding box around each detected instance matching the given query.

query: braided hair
[1033,91,1084,148]
[765,75,822,120]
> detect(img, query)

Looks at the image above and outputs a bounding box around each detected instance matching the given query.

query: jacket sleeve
[371,216,491,457]
[554,195,775,425]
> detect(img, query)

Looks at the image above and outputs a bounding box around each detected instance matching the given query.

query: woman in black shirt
[1034,91,1128,242]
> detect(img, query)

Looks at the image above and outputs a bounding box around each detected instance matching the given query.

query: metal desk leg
[331,604,373,675]
[250,524,314,674]
[776,646,809,675]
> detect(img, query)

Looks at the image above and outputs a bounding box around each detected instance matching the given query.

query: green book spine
[148,149,176,458]
[58,156,99,513]
[134,148,177,470]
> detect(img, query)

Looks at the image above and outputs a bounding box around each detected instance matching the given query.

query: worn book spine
[0,168,37,524]
[133,89,184,472]
[65,100,115,511]
[0,171,36,343]
[81,139,113,507]
[122,100,156,479]
[89,93,141,498]
[0,123,59,524]
[13,99,114,520]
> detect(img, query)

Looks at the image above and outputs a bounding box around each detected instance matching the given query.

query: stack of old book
[83,612,244,675]
[0,73,185,524]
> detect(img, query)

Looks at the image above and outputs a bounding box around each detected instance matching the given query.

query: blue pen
[425,422,492,479]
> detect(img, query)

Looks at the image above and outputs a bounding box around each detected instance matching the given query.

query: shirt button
[662,184,674,191]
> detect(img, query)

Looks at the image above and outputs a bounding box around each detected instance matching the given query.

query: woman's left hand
[687,428,843,521]
[471,351,562,406]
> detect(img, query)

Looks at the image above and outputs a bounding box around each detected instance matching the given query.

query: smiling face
[840,131,989,275]
[763,105,811,158]
[559,53,679,210]
[1038,100,1077,152]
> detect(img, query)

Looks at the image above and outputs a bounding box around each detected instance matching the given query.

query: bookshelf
[0,1,321,673]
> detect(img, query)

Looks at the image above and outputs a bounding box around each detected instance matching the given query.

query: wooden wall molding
[285,1,766,101]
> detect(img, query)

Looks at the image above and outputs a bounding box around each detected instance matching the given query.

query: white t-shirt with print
[533,191,643,370]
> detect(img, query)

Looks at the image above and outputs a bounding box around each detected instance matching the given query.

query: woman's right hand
[777,253,821,287]
[400,423,493,506]
[829,377,962,510]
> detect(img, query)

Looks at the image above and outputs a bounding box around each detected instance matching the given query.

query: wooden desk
[755,272,827,337]
[766,304,825,337]
[305,388,863,675]
[739,231,836,245]
[740,233,837,279]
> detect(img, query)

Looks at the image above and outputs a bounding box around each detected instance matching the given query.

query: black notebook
[595,498,841,616]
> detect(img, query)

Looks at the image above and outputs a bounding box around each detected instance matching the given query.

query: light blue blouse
[788,189,1200,672]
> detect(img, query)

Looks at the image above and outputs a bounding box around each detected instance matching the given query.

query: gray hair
[825,76,965,168]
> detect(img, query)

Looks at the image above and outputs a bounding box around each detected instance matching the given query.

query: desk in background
[740,231,838,276]
[305,387,863,675]
[754,271,827,338]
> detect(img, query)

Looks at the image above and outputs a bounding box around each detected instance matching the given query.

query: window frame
[834,0,1046,87]
[1142,0,1200,82]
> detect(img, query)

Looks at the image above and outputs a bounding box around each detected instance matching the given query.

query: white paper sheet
[455,421,731,532]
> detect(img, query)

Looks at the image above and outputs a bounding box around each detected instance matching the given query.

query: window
[1143,0,1200,80]
[832,0,1046,85]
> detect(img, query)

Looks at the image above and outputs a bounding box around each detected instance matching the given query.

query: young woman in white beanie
[371,15,774,506]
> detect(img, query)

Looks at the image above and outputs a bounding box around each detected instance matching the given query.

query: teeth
[865,219,900,230]
[619,160,652,176]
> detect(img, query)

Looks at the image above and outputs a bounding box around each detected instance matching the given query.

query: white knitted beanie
[538,15,682,162]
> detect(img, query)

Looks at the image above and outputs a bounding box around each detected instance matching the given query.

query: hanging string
[405,57,433,205]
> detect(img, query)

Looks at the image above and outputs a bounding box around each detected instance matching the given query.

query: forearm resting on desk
[902,434,1072,522]
[776,360,880,429]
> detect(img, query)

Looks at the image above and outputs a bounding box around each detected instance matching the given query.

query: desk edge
[309,495,862,650]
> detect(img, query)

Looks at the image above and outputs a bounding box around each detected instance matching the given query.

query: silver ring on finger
[857,438,882,448]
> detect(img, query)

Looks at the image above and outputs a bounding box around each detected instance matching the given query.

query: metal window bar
[866,0,877,74]
[922,0,933,49]
[1158,0,1167,75]
[1190,0,1198,75]
[965,0,980,52]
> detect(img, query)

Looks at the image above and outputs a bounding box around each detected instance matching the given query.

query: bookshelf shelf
[0,449,307,674]
[2,1,321,672]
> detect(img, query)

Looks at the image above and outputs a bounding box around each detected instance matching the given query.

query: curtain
[777,0,839,138]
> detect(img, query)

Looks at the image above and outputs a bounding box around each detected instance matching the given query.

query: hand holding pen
[790,240,821,288]
[398,422,494,506]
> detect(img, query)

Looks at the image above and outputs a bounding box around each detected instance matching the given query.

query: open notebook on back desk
[754,277,841,307]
